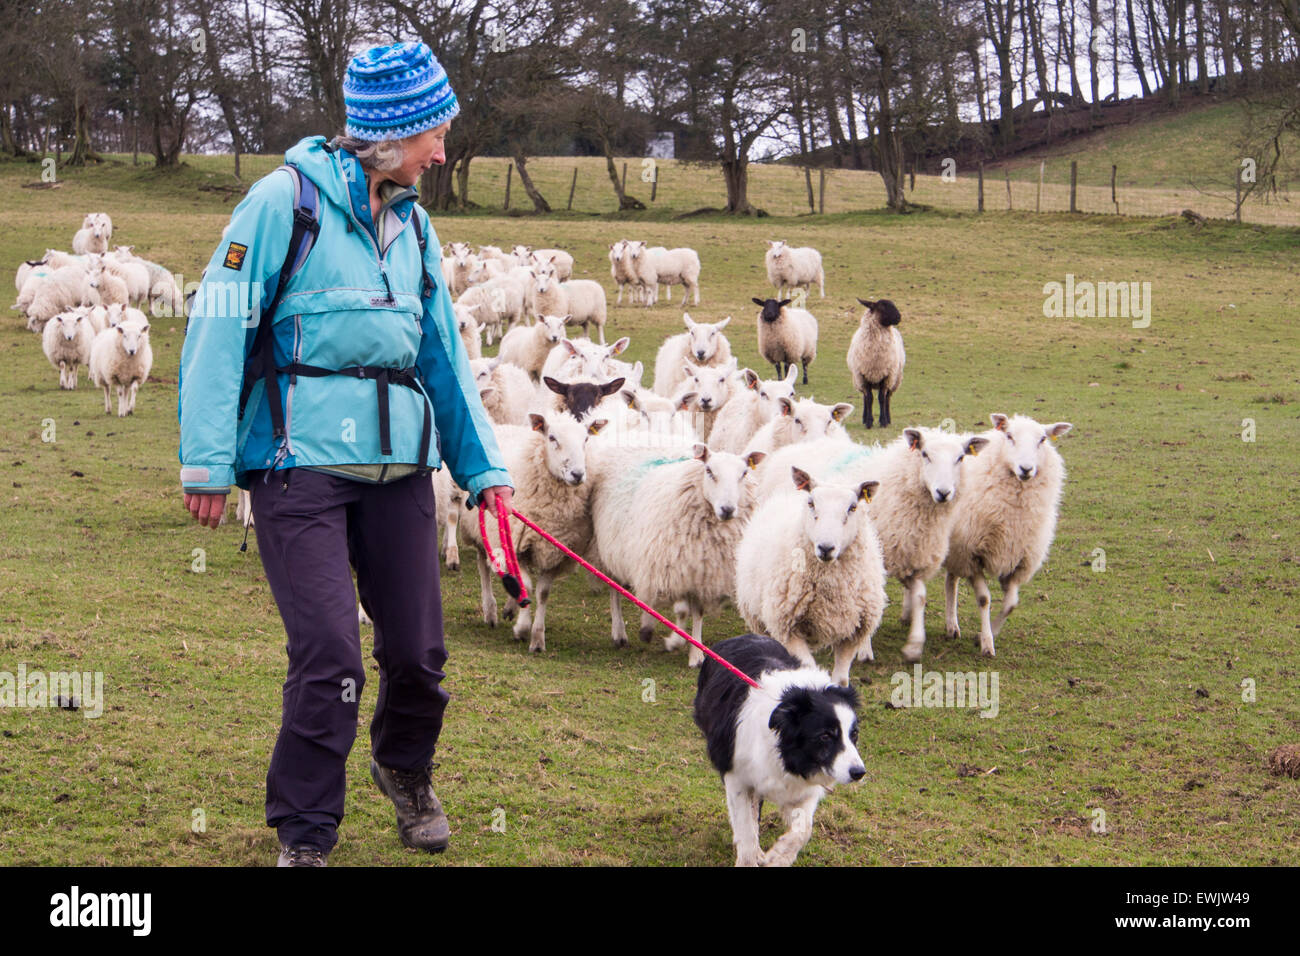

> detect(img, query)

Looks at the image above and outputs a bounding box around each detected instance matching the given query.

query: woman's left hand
[480,486,513,517]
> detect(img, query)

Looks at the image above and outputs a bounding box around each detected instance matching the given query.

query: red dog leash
[479,505,529,607]
[495,508,761,690]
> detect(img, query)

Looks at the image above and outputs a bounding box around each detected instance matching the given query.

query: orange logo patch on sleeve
[223,242,248,271]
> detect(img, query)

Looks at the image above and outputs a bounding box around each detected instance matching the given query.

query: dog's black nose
[850,766,866,781]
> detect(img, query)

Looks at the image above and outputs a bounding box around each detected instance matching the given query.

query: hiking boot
[277,843,329,867]
[370,758,450,853]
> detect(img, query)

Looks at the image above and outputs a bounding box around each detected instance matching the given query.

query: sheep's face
[753,297,792,323]
[857,297,901,327]
[626,240,646,261]
[778,397,853,442]
[757,368,799,421]
[693,445,760,521]
[685,315,730,363]
[599,336,631,372]
[792,468,877,562]
[117,322,149,356]
[54,312,84,340]
[454,305,480,337]
[543,376,625,422]
[539,313,568,344]
[552,339,602,379]
[767,240,789,262]
[991,414,1072,481]
[609,240,627,263]
[530,413,605,486]
[532,271,554,294]
[905,428,989,504]
[682,362,733,414]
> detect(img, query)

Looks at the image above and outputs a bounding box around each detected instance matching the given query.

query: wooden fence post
[977,162,984,212]
[1111,164,1118,214]
[621,161,627,193]
[504,162,512,211]
[1069,160,1078,213]
[909,163,915,192]
[1235,166,1243,223]
[650,164,658,203]
[818,168,826,214]
[1036,160,1044,212]
[567,167,577,211]
[1005,170,1012,210]
[804,166,815,213]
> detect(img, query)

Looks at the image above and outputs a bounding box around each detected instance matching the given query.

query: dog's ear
[823,683,860,712]
[769,686,812,737]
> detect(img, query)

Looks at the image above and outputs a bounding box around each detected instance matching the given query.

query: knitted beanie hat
[343,42,459,141]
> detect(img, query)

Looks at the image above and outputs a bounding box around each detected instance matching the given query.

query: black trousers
[249,467,449,852]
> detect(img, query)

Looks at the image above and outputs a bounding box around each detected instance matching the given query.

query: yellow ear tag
[1049,434,1059,442]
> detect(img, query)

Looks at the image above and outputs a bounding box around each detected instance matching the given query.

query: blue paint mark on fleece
[617,453,693,494]
[825,442,884,479]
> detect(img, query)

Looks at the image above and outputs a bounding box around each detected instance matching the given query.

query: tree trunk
[969,42,989,128]
[511,150,552,213]
[1127,0,1154,95]
[1214,0,1233,91]
[1193,0,1208,92]
[196,2,245,178]
[1088,0,1102,119]
[721,158,753,214]
[873,43,907,212]
[456,154,474,211]
[68,89,92,166]
[0,104,25,157]
[840,9,864,168]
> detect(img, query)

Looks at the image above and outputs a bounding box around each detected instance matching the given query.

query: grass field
[1,149,1298,866]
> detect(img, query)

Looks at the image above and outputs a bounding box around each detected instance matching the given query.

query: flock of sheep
[11,214,1073,683]
[426,236,1073,683]
[14,213,173,416]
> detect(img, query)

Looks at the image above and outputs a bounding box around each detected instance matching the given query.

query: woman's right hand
[184,492,229,528]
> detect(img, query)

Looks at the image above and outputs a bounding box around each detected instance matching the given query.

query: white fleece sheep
[751,297,818,384]
[764,240,824,298]
[608,239,641,305]
[89,316,152,416]
[672,359,738,443]
[456,275,526,344]
[708,366,799,455]
[943,414,1072,657]
[102,249,152,304]
[848,298,905,429]
[746,395,852,458]
[460,412,607,650]
[529,248,574,281]
[72,213,112,255]
[735,466,885,685]
[454,303,485,360]
[558,279,608,344]
[588,442,765,664]
[498,313,568,381]
[43,309,95,389]
[446,243,477,297]
[649,246,702,306]
[539,335,630,384]
[652,313,732,397]
[20,265,99,332]
[469,356,536,426]
[757,428,989,663]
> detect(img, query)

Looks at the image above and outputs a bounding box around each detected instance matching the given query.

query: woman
[178,42,513,866]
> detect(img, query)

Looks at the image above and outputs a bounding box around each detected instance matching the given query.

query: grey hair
[332,135,405,172]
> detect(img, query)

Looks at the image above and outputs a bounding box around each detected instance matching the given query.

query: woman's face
[392,122,450,186]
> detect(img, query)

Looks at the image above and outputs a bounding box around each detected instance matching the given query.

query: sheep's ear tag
[1049,432,1060,442]
[624,394,637,409]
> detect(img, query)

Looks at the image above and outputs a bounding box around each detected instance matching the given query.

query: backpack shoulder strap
[239,163,320,428]
[410,207,435,300]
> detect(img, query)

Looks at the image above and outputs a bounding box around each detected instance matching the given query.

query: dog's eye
[820,730,837,743]
[850,725,859,743]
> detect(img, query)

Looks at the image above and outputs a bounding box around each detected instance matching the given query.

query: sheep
[648,246,702,306]
[477,245,509,263]
[446,243,478,296]
[20,265,99,332]
[469,357,536,426]
[764,240,824,298]
[16,256,50,292]
[559,279,608,344]
[90,264,130,308]
[460,411,607,650]
[72,213,113,256]
[756,428,990,663]
[746,395,852,458]
[498,313,569,381]
[752,297,818,384]
[454,303,485,360]
[539,335,630,384]
[735,466,885,685]
[526,269,566,333]
[541,375,628,423]
[608,239,640,305]
[110,246,181,313]
[42,309,95,389]
[529,248,574,281]
[652,313,732,397]
[89,315,153,416]
[624,240,661,306]
[588,443,766,664]
[456,275,526,344]
[708,366,799,455]
[673,360,738,443]
[848,298,905,429]
[943,414,1073,657]
[465,257,507,285]
[508,244,533,268]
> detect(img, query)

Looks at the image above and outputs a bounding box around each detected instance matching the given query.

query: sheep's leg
[993,577,1021,638]
[899,577,913,625]
[475,548,499,627]
[800,357,809,385]
[691,281,699,305]
[525,571,551,653]
[862,386,875,429]
[901,579,928,663]
[443,509,460,571]
[818,270,825,298]
[638,607,658,645]
[944,571,961,640]
[116,384,128,417]
[609,590,629,648]
[69,365,78,389]
[780,632,817,668]
[596,321,605,346]
[970,572,996,657]
[129,380,140,414]
[830,640,858,686]
[102,384,112,414]
[686,602,705,668]
[878,384,891,427]
[663,600,688,651]
[725,777,764,867]
[763,796,819,867]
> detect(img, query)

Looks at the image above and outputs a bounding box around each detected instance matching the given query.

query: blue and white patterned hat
[343,42,459,141]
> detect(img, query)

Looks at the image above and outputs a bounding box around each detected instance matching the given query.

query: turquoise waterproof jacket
[177,136,511,502]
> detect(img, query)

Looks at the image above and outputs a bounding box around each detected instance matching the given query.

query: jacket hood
[284,135,419,247]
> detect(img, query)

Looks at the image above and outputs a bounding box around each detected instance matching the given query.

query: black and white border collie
[694,633,865,867]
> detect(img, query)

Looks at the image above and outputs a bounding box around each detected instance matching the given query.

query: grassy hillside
[1,156,1298,866]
